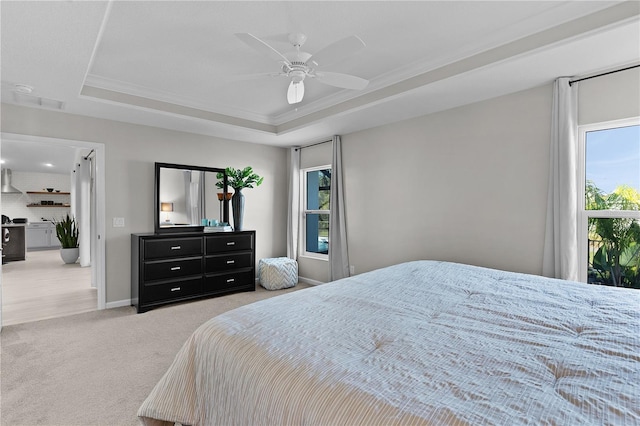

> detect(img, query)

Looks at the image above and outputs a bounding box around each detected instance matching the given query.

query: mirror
[154,162,229,233]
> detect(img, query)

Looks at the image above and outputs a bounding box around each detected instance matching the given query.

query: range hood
[1,169,22,194]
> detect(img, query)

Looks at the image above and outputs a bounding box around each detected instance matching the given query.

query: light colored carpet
[1,283,310,425]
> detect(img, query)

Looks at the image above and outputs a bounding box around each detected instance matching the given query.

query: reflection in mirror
[155,163,228,233]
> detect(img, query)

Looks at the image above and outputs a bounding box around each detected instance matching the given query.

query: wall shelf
[26,191,70,195]
[26,191,71,208]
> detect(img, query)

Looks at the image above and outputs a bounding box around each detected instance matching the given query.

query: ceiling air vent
[12,91,65,110]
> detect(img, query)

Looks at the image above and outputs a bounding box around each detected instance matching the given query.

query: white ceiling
[0,138,90,175]
[1,0,639,163]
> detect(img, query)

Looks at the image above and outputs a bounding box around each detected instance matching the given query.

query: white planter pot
[60,247,79,264]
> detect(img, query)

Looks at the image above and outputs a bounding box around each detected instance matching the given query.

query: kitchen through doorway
[0,133,106,326]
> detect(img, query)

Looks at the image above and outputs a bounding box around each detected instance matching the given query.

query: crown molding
[83,74,274,125]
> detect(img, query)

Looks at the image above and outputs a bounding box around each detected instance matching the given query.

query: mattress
[138,260,640,425]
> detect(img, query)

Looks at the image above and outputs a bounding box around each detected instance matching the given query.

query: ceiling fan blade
[314,72,369,90]
[235,33,290,64]
[287,80,305,104]
[308,35,366,67]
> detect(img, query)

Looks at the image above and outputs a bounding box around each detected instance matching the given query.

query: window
[302,166,331,258]
[579,119,640,289]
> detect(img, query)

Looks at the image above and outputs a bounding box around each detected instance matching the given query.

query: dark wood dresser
[131,230,255,313]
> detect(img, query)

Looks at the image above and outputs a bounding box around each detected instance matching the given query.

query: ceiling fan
[235,32,369,104]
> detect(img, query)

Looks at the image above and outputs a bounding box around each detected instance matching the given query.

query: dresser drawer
[143,277,202,304]
[205,252,253,272]
[204,269,254,293]
[132,231,255,313]
[144,237,203,260]
[144,257,202,282]
[206,234,253,253]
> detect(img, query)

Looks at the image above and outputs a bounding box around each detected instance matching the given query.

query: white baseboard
[299,276,323,286]
[106,299,131,309]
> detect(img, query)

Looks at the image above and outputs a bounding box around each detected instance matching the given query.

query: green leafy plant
[586,182,640,288]
[53,214,79,248]
[216,167,263,191]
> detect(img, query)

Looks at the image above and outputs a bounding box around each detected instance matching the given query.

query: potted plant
[53,214,79,264]
[216,167,263,231]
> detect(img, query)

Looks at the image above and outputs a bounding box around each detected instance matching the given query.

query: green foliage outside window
[317,170,330,237]
[586,181,640,289]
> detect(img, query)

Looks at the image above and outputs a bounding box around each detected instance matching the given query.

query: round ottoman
[259,257,298,290]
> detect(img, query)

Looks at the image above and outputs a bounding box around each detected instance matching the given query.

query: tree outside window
[303,167,330,256]
[583,123,640,289]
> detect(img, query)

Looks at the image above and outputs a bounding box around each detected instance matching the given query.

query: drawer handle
[226,278,235,283]
[226,241,235,246]
[170,266,181,271]
[171,246,182,250]
[171,287,181,292]
[226,260,235,264]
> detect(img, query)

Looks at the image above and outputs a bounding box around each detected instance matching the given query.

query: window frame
[300,164,331,260]
[577,117,640,283]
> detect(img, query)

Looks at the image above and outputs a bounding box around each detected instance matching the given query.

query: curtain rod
[569,64,639,86]
[294,139,332,152]
[83,149,95,160]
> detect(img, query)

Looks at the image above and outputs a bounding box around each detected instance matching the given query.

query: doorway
[0,133,106,326]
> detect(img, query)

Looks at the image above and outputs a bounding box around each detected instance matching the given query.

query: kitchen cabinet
[26,222,61,250]
[2,225,26,262]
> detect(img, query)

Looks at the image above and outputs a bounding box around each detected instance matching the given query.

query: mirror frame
[154,162,229,233]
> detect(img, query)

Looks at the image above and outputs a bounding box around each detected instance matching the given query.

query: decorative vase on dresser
[131,230,255,313]
[217,166,263,232]
[231,189,245,231]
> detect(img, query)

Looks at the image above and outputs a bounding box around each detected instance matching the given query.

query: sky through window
[586,125,640,194]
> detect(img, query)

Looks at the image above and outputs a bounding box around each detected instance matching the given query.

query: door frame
[0,133,106,317]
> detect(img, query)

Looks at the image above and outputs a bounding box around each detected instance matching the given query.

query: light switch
[113,217,125,227]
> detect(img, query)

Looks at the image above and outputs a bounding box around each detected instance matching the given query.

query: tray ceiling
[1,1,639,147]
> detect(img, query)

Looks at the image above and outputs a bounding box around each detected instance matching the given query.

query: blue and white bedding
[139,260,640,425]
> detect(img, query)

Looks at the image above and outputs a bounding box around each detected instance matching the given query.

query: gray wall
[2,67,638,294]
[327,67,639,279]
[578,65,640,125]
[0,105,289,304]
[342,84,553,276]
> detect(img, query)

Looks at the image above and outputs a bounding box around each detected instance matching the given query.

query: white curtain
[287,147,301,260]
[72,158,91,267]
[89,155,97,287]
[184,171,204,224]
[329,135,350,281]
[542,77,579,281]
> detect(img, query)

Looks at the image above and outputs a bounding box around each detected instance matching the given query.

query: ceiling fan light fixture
[235,32,369,105]
[290,69,306,83]
[287,81,304,104]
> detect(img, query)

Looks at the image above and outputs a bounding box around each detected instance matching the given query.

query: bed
[138,260,640,425]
